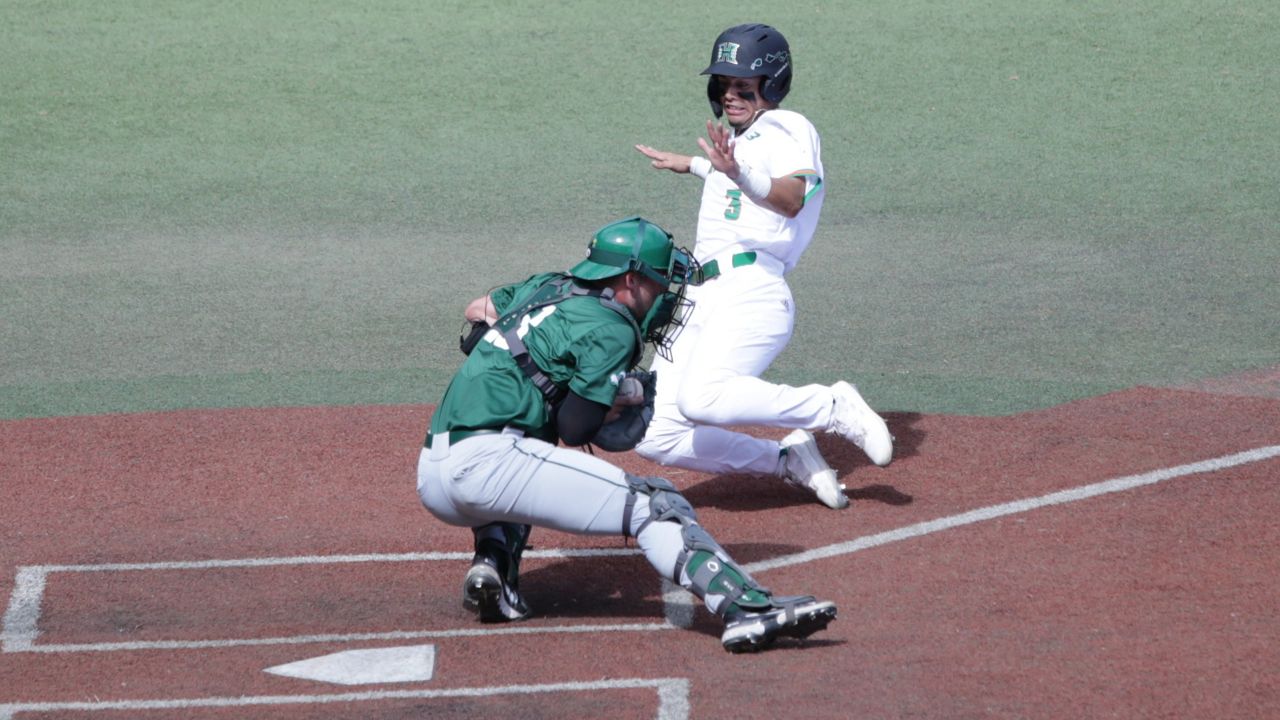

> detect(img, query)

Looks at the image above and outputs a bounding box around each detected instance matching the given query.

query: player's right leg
[636,267,858,508]
[826,380,893,466]
[779,429,848,509]
[424,434,657,622]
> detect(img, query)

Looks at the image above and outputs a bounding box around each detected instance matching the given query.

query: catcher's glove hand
[590,370,656,452]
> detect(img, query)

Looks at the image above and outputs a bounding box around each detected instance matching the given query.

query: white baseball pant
[637,251,835,476]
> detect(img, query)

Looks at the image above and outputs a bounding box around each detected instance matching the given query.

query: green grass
[3,1,1277,419]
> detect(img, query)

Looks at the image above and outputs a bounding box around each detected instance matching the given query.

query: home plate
[265,645,436,685]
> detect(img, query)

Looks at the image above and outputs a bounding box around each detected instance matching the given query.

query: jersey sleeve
[757,111,823,196]
[488,272,562,316]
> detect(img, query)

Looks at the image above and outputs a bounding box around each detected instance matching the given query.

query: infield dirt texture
[2,2,1278,718]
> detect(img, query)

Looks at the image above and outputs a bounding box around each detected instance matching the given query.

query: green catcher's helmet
[569,216,696,287]
[569,216,700,361]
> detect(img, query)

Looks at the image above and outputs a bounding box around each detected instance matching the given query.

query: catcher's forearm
[557,393,610,446]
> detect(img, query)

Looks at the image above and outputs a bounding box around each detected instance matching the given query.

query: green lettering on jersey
[724,189,742,220]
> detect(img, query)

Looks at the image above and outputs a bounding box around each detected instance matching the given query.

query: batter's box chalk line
[4,444,1277,656]
[0,677,692,720]
[2,549,694,655]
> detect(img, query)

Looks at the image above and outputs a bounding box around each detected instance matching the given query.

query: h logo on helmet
[715,42,739,64]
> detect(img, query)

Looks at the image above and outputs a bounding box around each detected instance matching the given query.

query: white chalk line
[1,548,664,655]
[0,677,691,720]
[1,444,1276,717]
[744,444,1280,573]
[6,445,1277,655]
[35,547,643,574]
[15,622,679,654]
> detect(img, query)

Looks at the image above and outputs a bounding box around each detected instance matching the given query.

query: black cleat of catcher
[720,596,837,653]
[461,557,531,623]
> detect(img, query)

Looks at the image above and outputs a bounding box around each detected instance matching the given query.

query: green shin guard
[681,548,772,616]
[623,474,775,616]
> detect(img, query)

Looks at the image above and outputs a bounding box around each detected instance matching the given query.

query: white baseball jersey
[694,109,825,273]
[638,106,838,478]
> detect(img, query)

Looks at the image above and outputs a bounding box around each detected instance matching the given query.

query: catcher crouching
[416,216,837,652]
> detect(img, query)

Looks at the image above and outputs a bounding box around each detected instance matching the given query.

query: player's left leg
[623,474,838,651]
[463,522,532,622]
[425,434,660,622]
[636,271,852,506]
[639,272,819,468]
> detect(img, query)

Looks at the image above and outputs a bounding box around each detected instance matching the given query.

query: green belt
[699,251,757,281]
[424,428,502,448]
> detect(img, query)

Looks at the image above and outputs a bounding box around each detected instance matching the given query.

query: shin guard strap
[683,549,771,615]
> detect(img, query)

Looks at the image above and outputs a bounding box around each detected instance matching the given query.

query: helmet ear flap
[762,67,791,104]
[706,77,724,118]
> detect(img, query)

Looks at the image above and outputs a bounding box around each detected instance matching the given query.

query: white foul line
[1,445,1276,718]
[744,444,1280,574]
[0,677,691,720]
[3,444,1278,656]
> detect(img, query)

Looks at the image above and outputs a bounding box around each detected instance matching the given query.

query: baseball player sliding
[635,23,893,510]
[417,217,837,652]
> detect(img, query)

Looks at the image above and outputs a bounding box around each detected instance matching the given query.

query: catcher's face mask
[640,245,699,361]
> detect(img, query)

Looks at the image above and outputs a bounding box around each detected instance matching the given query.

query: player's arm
[637,131,807,215]
[557,382,648,447]
[634,144,695,174]
[556,320,647,446]
[752,175,806,218]
[698,120,807,217]
[459,294,500,355]
[555,392,611,446]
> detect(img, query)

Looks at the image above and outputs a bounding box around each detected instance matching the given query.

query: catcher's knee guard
[622,474,698,538]
[622,474,771,616]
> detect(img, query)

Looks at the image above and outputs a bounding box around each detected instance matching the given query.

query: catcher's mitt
[591,370,656,452]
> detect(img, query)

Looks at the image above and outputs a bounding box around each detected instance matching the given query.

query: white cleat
[827,381,893,467]
[781,429,848,509]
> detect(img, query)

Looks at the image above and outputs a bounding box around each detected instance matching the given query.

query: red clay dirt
[1,387,1278,718]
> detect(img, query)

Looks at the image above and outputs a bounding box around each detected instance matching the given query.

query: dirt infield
[2,387,1278,718]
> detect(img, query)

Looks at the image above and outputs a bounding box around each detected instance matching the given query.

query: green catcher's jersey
[431,273,640,443]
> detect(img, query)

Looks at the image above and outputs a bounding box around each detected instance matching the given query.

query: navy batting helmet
[701,24,792,118]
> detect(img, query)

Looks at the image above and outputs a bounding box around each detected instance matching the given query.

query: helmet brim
[568,259,624,281]
[701,62,760,77]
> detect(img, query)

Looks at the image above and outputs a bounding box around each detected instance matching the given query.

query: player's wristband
[689,156,712,180]
[734,164,772,203]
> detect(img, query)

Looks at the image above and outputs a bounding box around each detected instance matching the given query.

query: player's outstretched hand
[634,144,693,174]
[697,120,739,179]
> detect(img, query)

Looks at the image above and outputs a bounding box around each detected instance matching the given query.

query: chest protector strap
[492,275,641,407]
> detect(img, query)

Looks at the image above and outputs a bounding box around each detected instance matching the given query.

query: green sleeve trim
[793,172,823,204]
